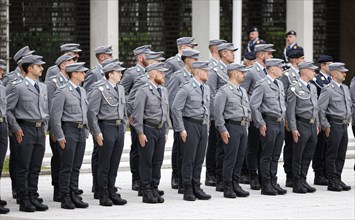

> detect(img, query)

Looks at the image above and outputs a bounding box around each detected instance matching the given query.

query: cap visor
[35,61,46,65]
[157,67,169,72]
[339,67,349,72]
[71,49,82,52]
[78,67,89,72]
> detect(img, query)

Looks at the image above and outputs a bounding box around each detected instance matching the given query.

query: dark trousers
[326,122,348,176]
[0,122,8,178]
[214,133,223,181]
[312,130,327,174]
[223,123,248,182]
[16,124,45,194]
[246,123,262,173]
[49,135,60,188]
[138,125,166,186]
[130,125,140,181]
[260,119,285,180]
[181,120,208,184]
[173,131,183,183]
[9,133,17,192]
[283,129,293,176]
[205,120,218,176]
[292,121,317,177]
[91,136,99,187]
[59,125,86,193]
[98,123,125,189]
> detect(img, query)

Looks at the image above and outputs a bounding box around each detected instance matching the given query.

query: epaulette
[59,84,67,89]
[11,79,22,85]
[49,75,57,80]
[166,56,175,62]
[179,81,190,88]
[322,83,332,91]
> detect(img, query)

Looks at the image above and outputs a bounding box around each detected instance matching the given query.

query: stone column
[233,0,242,63]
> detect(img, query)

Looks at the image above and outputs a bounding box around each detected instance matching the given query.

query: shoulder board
[49,75,58,80]
[93,80,104,86]
[59,84,67,89]
[11,79,22,85]
[179,81,190,88]
[166,56,175,62]
[221,84,228,89]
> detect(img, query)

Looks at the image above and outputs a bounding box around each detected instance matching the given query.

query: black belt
[225,119,248,126]
[263,115,284,123]
[327,117,349,125]
[183,117,206,125]
[17,119,43,128]
[0,117,4,123]
[99,119,122,126]
[62,122,85,128]
[296,116,316,124]
[143,120,164,129]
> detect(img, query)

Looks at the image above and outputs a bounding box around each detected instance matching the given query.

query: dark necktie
[263,68,268,76]
[340,85,344,92]
[34,83,40,93]
[200,85,204,104]
[76,87,81,96]
[114,85,118,92]
[307,83,311,91]
[328,76,332,83]
[274,80,278,87]
[157,87,162,97]
[237,86,242,96]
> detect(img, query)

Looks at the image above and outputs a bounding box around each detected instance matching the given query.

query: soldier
[311,55,333,186]
[171,61,211,201]
[164,37,198,86]
[286,62,319,194]
[83,45,113,195]
[240,44,275,190]
[0,62,9,214]
[88,62,128,206]
[280,47,304,188]
[50,62,90,209]
[124,51,165,192]
[283,30,298,62]
[6,55,49,212]
[168,49,200,192]
[243,51,256,68]
[120,45,152,191]
[46,54,76,202]
[250,58,287,196]
[204,39,226,187]
[214,63,251,198]
[44,43,81,81]
[318,62,352,192]
[132,62,169,204]
[207,42,238,192]
[2,46,34,87]
[245,27,266,52]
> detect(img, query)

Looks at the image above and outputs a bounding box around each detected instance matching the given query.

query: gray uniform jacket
[46,73,69,115]
[132,81,169,135]
[120,64,145,95]
[127,73,150,116]
[240,62,267,98]
[286,81,319,131]
[84,64,104,92]
[6,78,49,132]
[167,67,192,110]
[0,81,6,123]
[2,67,22,87]
[44,65,60,82]
[171,78,211,132]
[250,77,286,128]
[206,61,229,119]
[214,82,251,133]
[350,77,355,125]
[209,58,219,68]
[318,81,351,129]
[280,66,300,101]
[164,54,184,86]
[50,82,88,140]
[87,80,128,136]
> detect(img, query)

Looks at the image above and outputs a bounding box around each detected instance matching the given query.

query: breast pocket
[227,98,238,108]
[67,101,81,114]
[21,96,33,108]
[191,97,201,108]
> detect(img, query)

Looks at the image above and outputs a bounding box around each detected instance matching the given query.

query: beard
[154,77,164,85]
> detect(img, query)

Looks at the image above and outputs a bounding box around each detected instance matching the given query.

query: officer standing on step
[50,62,90,209]
[171,61,211,201]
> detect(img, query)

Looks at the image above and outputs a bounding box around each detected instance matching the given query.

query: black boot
[261,178,277,196]
[314,172,328,186]
[11,183,17,199]
[171,173,179,189]
[335,175,351,191]
[271,177,287,195]
[193,182,211,200]
[19,193,36,212]
[239,174,250,184]
[29,193,48,211]
[109,187,127,205]
[223,181,236,198]
[205,171,217,186]
[327,174,342,192]
[53,187,61,202]
[292,176,307,194]
[99,189,113,206]
[215,179,224,192]
[249,172,261,190]
[183,183,196,201]
[178,182,185,194]
[285,174,293,187]
[93,186,100,200]
[301,176,316,193]
[152,186,164,203]
[61,192,75,209]
[0,198,9,214]
[233,180,250,197]
[70,191,89,208]
[0,199,7,206]
[142,185,157,203]
[132,179,140,191]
